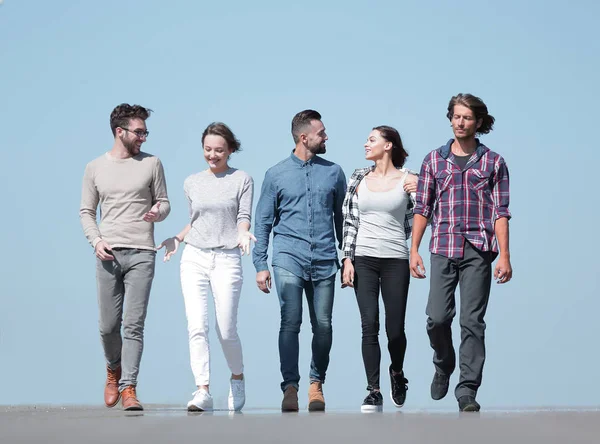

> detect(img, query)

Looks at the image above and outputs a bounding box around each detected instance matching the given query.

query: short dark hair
[446,93,495,135]
[291,109,322,143]
[202,122,241,152]
[372,125,408,168]
[110,104,152,136]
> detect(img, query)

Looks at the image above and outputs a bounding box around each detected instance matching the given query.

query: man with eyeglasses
[80,103,171,410]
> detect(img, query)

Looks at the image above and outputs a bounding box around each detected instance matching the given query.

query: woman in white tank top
[341,126,418,412]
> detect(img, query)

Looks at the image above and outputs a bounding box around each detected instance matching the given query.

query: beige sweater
[80,152,171,250]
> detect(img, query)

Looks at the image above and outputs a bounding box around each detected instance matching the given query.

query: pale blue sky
[1,0,598,410]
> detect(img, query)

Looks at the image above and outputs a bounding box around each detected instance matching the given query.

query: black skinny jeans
[353,256,410,390]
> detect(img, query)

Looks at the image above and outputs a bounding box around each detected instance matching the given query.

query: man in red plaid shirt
[410,93,512,412]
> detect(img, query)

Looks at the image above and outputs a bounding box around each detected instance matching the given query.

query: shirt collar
[439,138,487,159]
[290,150,317,166]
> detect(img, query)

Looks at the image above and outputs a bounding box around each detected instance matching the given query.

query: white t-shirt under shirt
[354,174,410,259]
[183,168,254,250]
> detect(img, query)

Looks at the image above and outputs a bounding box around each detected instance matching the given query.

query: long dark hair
[372,125,408,168]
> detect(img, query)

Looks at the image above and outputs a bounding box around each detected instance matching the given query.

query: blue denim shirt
[253,152,347,281]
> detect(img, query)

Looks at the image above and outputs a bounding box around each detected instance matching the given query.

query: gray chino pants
[96,248,156,390]
[426,241,497,399]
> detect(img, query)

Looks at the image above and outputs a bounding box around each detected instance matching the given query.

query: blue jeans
[272,266,336,392]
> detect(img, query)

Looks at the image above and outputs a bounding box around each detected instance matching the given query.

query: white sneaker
[228,377,246,411]
[187,388,213,412]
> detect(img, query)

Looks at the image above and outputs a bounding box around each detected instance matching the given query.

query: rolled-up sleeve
[492,157,511,220]
[413,155,435,219]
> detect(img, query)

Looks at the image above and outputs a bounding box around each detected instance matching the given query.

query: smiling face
[451,105,482,140]
[304,119,328,154]
[364,129,390,161]
[203,134,233,172]
[118,118,147,156]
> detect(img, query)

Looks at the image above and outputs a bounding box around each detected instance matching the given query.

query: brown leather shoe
[281,386,299,412]
[308,381,325,411]
[104,365,121,408]
[121,386,143,411]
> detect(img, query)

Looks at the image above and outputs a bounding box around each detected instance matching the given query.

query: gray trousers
[96,248,156,390]
[426,241,496,399]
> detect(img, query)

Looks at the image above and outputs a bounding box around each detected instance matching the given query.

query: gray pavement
[1,405,599,444]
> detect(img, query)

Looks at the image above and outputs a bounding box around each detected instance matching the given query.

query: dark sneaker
[389,367,408,408]
[458,396,480,412]
[431,372,450,400]
[361,390,383,412]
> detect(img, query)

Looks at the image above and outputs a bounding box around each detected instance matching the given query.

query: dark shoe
[458,396,480,412]
[389,367,408,408]
[308,381,325,412]
[121,386,143,411]
[104,365,121,408]
[361,390,383,412]
[281,386,299,412]
[431,372,450,400]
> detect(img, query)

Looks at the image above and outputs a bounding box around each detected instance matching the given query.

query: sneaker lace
[107,368,119,384]
[123,386,136,398]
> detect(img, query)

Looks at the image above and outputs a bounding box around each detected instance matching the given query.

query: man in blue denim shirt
[253,110,346,412]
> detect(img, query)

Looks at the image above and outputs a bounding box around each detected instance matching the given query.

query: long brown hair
[447,93,495,134]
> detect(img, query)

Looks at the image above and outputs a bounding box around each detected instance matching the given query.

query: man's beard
[310,142,326,154]
[121,135,140,155]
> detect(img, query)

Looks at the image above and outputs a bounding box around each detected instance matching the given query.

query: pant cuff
[282,382,299,392]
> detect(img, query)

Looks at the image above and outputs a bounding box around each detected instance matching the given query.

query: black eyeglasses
[120,127,149,138]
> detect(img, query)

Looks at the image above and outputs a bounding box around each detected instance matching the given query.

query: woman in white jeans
[157,122,254,412]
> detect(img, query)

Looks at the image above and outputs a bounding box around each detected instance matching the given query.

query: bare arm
[175,224,192,242]
[409,157,435,279]
[409,214,428,278]
[156,224,191,262]
[493,217,512,283]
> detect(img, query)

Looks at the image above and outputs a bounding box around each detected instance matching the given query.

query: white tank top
[355,174,410,259]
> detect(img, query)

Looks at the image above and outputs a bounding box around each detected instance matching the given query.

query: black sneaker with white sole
[389,367,408,407]
[361,390,383,412]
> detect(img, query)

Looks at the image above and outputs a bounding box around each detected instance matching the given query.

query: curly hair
[202,122,241,152]
[110,104,153,136]
[447,93,495,135]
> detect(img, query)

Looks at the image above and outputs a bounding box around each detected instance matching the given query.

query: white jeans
[180,244,244,386]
